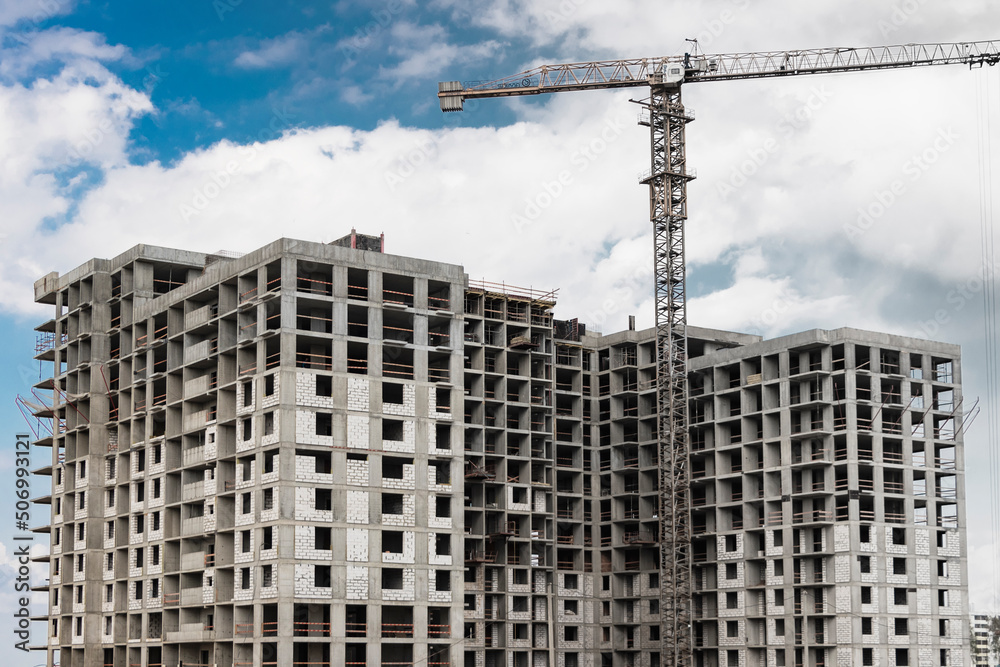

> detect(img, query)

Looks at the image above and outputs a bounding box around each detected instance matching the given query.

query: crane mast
[639,80,696,667]
[439,40,1000,667]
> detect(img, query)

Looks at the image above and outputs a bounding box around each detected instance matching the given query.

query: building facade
[973,614,992,666]
[30,236,970,667]
[683,328,969,667]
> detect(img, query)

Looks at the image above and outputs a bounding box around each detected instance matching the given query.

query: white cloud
[376,21,504,83]
[0,28,150,322]
[0,28,145,175]
[0,0,73,29]
[386,38,503,81]
[233,27,331,69]
[340,83,374,106]
[689,272,855,339]
[432,0,999,62]
[12,94,647,326]
[0,27,127,78]
[3,56,996,339]
[0,65,149,169]
[968,540,1000,613]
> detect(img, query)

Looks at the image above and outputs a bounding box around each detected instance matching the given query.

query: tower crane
[438,40,1000,667]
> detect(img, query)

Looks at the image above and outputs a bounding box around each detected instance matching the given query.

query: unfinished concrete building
[682,328,970,667]
[30,236,970,667]
[971,614,990,666]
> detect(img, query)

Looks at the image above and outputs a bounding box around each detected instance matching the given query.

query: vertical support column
[641,82,695,667]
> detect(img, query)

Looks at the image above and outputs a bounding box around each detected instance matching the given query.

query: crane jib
[437,40,1000,112]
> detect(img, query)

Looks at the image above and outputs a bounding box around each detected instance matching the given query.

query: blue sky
[29,0,527,163]
[3,1,1000,661]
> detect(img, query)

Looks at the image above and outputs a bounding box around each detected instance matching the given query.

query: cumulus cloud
[377,21,504,83]
[0,0,73,30]
[11,93,648,328]
[690,272,853,338]
[0,26,128,79]
[0,28,150,319]
[968,540,1000,613]
[432,0,999,61]
[233,26,332,69]
[3,52,996,341]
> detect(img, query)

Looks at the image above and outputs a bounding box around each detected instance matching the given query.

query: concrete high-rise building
[30,235,971,667]
[681,328,969,667]
[973,614,991,666]
[973,615,987,666]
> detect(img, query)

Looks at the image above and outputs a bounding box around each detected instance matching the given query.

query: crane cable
[975,60,1000,612]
